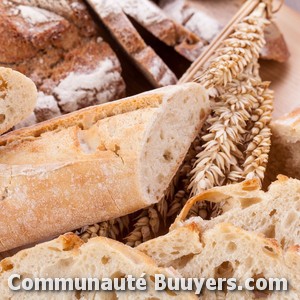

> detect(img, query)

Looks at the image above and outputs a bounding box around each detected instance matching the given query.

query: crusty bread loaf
[171,176,300,250]
[0,233,197,299]
[260,21,290,63]
[266,108,300,183]
[0,0,125,127]
[86,0,177,88]
[160,0,222,43]
[138,223,300,299]
[0,67,37,135]
[161,0,290,63]
[0,83,210,252]
[117,0,206,61]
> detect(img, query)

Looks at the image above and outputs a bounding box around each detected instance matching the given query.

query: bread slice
[172,176,300,250]
[117,0,206,61]
[138,223,300,299]
[159,0,221,42]
[0,233,197,299]
[86,0,177,87]
[138,176,300,266]
[266,108,300,183]
[0,83,210,252]
[0,67,37,135]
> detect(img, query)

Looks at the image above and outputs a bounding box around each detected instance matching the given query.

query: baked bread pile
[0,83,210,253]
[0,0,289,131]
[0,233,197,299]
[138,176,300,298]
[0,1,298,299]
[0,0,126,127]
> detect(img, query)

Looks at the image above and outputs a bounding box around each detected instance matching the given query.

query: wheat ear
[199,14,269,89]
[78,5,273,246]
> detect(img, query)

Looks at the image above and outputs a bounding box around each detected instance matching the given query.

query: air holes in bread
[214,261,234,278]
[111,271,125,279]
[0,114,5,124]
[240,197,262,209]
[264,225,275,239]
[227,242,237,253]
[171,254,194,269]
[263,246,277,257]
[0,259,14,273]
[160,131,164,140]
[0,76,7,99]
[101,256,110,265]
[163,150,173,161]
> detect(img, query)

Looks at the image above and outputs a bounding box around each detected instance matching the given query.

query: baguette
[0,233,197,299]
[0,83,210,252]
[138,223,300,299]
[86,0,177,87]
[0,67,37,135]
[117,0,206,61]
[266,108,300,182]
[173,176,300,250]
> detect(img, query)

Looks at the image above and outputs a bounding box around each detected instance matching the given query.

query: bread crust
[0,83,209,253]
[0,233,197,299]
[0,67,37,135]
[0,1,126,126]
[86,0,178,87]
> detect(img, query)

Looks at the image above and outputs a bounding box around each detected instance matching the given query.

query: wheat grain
[197,15,269,89]
[243,87,274,180]
[190,67,265,196]
[77,4,273,246]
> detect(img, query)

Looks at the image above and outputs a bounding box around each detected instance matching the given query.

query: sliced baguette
[174,176,300,250]
[117,0,206,61]
[138,223,300,299]
[266,108,300,183]
[0,83,210,252]
[86,0,177,87]
[0,233,197,299]
[0,67,37,135]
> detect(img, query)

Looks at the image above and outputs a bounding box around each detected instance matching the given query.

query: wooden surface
[286,0,300,11]
[260,5,300,117]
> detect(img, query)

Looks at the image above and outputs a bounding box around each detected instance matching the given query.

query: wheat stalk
[199,14,269,89]
[243,87,274,179]
[78,4,273,246]
[190,67,269,195]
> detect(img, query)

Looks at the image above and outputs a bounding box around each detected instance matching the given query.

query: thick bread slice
[266,108,300,182]
[173,176,300,250]
[117,0,206,61]
[0,233,197,299]
[139,223,300,299]
[0,83,210,252]
[86,0,177,87]
[139,176,300,264]
[0,67,37,135]
[137,223,203,268]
